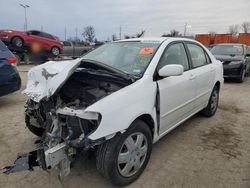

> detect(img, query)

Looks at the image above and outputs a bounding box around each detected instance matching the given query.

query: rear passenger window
[63,41,71,46]
[187,43,207,68]
[41,32,55,40]
[158,43,189,71]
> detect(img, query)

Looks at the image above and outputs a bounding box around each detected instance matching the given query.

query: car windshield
[83,41,160,76]
[211,45,243,56]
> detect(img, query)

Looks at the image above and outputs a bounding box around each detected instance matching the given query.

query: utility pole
[41,25,43,31]
[184,23,187,36]
[64,26,67,41]
[20,4,30,31]
[75,27,78,41]
[119,25,122,40]
[184,23,191,36]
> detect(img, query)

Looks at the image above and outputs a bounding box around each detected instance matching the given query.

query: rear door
[156,42,197,135]
[185,42,215,110]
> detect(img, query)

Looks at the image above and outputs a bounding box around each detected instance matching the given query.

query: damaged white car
[4,37,223,186]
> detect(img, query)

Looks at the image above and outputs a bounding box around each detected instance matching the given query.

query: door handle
[189,74,196,80]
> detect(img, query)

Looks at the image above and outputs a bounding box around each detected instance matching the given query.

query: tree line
[70,21,250,43]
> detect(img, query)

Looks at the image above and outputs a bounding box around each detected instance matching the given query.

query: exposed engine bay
[3,60,134,176]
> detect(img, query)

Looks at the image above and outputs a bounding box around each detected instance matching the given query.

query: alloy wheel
[210,90,218,113]
[117,132,148,177]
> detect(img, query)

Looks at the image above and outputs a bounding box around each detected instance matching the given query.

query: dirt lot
[0,65,250,188]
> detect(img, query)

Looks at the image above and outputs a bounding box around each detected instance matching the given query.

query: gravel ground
[0,64,250,188]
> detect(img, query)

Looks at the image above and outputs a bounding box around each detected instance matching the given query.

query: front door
[156,42,196,135]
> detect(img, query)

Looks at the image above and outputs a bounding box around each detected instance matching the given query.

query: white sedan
[5,37,223,186]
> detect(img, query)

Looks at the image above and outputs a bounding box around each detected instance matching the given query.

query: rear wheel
[96,120,152,186]
[201,85,219,117]
[12,37,23,48]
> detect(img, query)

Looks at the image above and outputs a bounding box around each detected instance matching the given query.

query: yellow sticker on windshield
[139,48,154,55]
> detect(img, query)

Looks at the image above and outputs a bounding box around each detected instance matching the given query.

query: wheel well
[215,81,220,91]
[137,114,155,139]
[11,36,24,43]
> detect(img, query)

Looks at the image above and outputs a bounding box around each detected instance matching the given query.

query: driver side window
[158,43,189,71]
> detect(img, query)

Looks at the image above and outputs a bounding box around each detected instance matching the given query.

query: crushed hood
[22,59,81,102]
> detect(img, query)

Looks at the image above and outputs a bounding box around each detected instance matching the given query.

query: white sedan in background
[5,37,223,186]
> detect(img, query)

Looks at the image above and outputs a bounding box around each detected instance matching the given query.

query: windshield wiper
[81,59,138,82]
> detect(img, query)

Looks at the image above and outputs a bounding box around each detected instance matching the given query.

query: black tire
[237,68,246,83]
[25,115,45,137]
[51,46,60,56]
[96,120,152,186]
[12,37,23,48]
[201,85,219,117]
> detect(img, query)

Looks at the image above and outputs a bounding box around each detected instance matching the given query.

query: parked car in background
[211,43,250,82]
[5,37,223,186]
[0,30,63,56]
[208,44,216,50]
[0,40,21,97]
[62,41,93,58]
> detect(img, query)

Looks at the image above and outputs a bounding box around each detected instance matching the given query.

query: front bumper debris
[3,151,38,174]
[3,142,72,177]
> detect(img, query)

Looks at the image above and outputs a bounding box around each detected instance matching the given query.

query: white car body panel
[23,37,223,145]
[86,75,158,141]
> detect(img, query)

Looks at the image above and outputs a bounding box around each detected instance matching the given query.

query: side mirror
[158,64,184,77]
[26,31,31,35]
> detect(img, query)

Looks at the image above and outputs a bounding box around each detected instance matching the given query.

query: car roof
[117,37,196,44]
[216,43,244,46]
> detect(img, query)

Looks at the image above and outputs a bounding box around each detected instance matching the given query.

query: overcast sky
[1,0,250,40]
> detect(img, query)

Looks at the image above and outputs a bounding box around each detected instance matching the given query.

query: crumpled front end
[22,59,81,102]
[4,59,132,176]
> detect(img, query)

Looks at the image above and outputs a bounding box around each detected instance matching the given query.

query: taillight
[6,57,17,65]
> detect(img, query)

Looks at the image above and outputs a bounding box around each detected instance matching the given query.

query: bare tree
[136,30,146,38]
[170,29,181,37]
[209,31,216,36]
[124,29,146,39]
[161,29,182,37]
[112,33,117,41]
[82,26,95,42]
[124,35,130,39]
[242,21,250,33]
[228,24,239,35]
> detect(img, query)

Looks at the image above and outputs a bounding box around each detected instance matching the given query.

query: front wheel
[12,37,23,48]
[51,46,60,56]
[237,68,246,83]
[96,120,152,186]
[201,86,219,117]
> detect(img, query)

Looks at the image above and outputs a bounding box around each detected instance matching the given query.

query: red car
[0,30,63,56]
